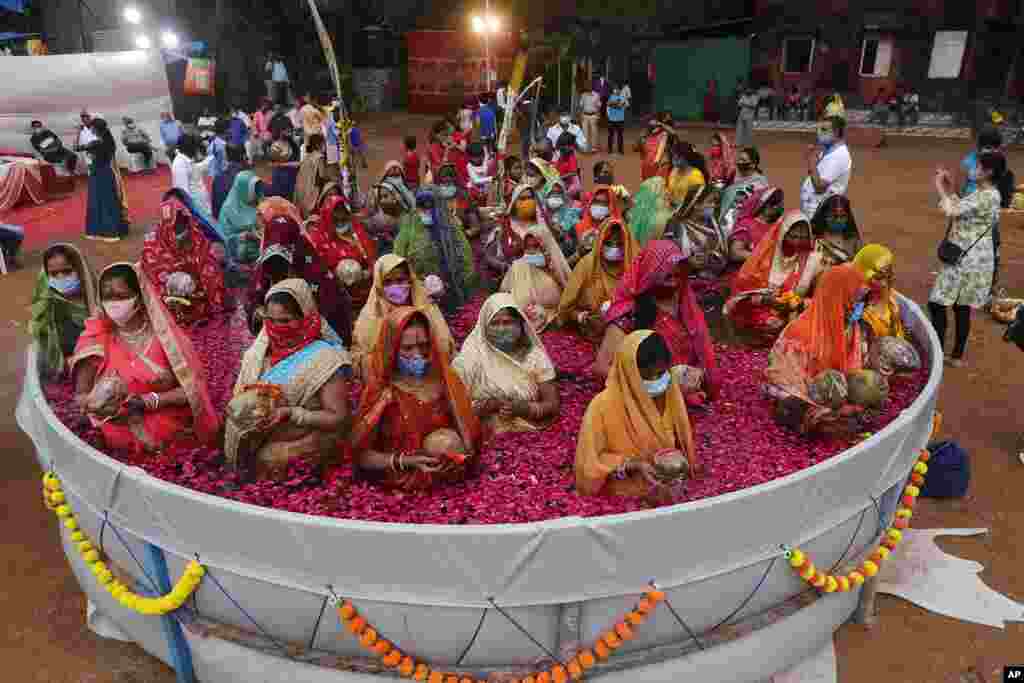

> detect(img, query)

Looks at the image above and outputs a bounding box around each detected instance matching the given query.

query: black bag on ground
[1003,304,1024,352]
[920,440,971,499]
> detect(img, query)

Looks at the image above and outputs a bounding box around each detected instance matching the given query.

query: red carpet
[0,167,172,254]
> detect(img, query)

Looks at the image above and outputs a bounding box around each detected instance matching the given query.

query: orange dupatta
[573,185,625,239]
[558,218,639,326]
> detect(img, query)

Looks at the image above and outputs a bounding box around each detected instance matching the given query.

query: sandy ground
[2,113,1022,682]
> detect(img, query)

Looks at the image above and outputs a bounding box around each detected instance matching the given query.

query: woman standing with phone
[929,153,1005,367]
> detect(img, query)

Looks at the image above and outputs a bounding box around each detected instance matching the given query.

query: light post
[471,2,501,92]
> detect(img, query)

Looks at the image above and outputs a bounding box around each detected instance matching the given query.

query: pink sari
[71,263,221,455]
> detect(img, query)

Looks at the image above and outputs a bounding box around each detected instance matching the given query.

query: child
[403,135,421,191]
[593,160,615,186]
[466,142,494,205]
[349,117,369,169]
[504,155,523,203]
[555,132,581,199]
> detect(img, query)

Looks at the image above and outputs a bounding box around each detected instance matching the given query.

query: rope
[98,510,108,558]
[828,508,867,573]
[488,598,564,666]
[307,593,330,651]
[106,518,161,595]
[203,565,293,659]
[454,607,489,666]
[654,583,705,651]
[704,556,778,635]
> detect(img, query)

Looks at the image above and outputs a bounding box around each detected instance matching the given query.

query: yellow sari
[853,244,905,339]
[499,224,572,332]
[557,218,639,331]
[575,330,696,497]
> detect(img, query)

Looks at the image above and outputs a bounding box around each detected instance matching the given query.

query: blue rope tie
[651,582,704,651]
[487,597,563,666]
[202,565,293,659]
[455,607,489,666]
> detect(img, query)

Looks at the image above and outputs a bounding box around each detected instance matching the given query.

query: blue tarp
[0,1,30,16]
[0,31,38,41]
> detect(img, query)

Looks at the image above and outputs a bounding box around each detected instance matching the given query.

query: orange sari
[350,307,481,491]
[641,126,672,181]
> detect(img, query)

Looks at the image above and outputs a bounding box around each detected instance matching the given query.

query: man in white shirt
[619,82,632,111]
[578,88,602,153]
[800,116,853,217]
[546,113,587,152]
[265,53,290,106]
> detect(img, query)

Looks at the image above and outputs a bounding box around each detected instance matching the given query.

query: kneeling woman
[725,210,824,340]
[453,293,560,434]
[576,331,698,497]
[499,225,572,332]
[810,195,863,267]
[351,308,482,491]
[305,195,377,309]
[30,243,99,379]
[227,279,351,480]
[596,240,719,404]
[71,263,221,455]
[853,244,908,341]
[558,219,639,339]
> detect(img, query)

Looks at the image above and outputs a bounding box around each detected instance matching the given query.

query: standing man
[578,85,602,153]
[619,79,632,117]
[800,116,852,218]
[546,112,587,152]
[478,93,497,154]
[736,86,759,147]
[159,111,183,160]
[605,86,626,155]
[265,53,291,106]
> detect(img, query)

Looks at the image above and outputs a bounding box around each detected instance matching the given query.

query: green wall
[653,37,751,121]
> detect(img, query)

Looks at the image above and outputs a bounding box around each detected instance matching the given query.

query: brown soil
[1,114,1020,681]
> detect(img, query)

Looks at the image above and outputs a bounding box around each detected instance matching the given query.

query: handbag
[920,441,970,499]
[1003,303,1024,351]
[937,216,992,266]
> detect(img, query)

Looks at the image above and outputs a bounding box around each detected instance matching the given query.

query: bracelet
[389,453,400,474]
[614,461,629,480]
[143,392,160,411]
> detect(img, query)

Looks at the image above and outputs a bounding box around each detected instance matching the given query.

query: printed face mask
[383,283,411,305]
[50,274,82,297]
[603,245,624,262]
[590,205,610,221]
[397,353,429,377]
[487,324,522,351]
[643,370,671,397]
[438,185,457,199]
[547,196,565,209]
[103,297,139,326]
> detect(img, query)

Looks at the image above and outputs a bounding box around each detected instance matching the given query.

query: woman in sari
[540,180,582,260]
[366,177,414,256]
[484,184,553,275]
[81,118,130,241]
[559,218,639,339]
[639,113,674,181]
[573,184,625,243]
[218,171,265,266]
[727,186,784,264]
[351,307,481,492]
[293,133,329,219]
[576,330,698,498]
[30,243,99,379]
[434,161,484,239]
[707,132,736,186]
[665,142,708,208]
[375,161,418,210]
[247,203,352,345]
[725,210,824,340]
[226,279,351,480]
[453,293,560,434]
[810,194,863,266]
[395,188,477,312]
[853,244,907,340]
[718,146,769,222]
[503,156,524,204]
[140,193,226,326]
[628,176,675,246]
[305,194,377,308]
[764,263,868,433]
[70,263,221,455]
[500,224,572,332]
[525,157,562,199]
[598,240,719,405]
[352,254,453,379]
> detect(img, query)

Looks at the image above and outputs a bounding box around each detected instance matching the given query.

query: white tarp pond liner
[18,295,942,678]
[0,50,173,167]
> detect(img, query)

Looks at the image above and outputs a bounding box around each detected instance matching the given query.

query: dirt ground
[2,114,1021,682]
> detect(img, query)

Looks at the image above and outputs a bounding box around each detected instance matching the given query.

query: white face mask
[335,222,351,236]
[603,245,624,262]
[419,211,434,226]
[590,205,610,221]
[643,370,671,397]
[523,252,547,268]
[547,196,564,209]
[103,297,139,326]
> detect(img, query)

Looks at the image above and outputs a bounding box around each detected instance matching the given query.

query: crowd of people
[27,89,1018,502]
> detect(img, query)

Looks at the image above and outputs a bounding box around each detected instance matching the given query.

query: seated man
[121,117,154,167]
[29,120,78,174]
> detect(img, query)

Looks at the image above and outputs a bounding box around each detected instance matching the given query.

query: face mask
[419,211,434,225]
[709,147,722,158]
[761,206,784,222]
[524,252,547,268]
[595,175,614,185]
[782,238,812,256]
[383,283,411,305]
[737,163,753,174]
[560,117,571,126]
[487,324,522,352]
[438,185,457,199]
[643,370,671,397]
[398,353,430,377]
[264,318,306,349]
[671,157,687,168]
[847,301,865,326]
[817,132,835,147]
[103,297,138,326]
[826,218,848,233]
[603,245,624,262]
[516,199,537,221]
[590,205,610,221]
[335,222,352,236]
[547,196,564,209]
[50,274,81,297]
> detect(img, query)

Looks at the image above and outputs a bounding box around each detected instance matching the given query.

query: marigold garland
[334,588,668,681]
[785,412,941,594]
[42,472,205,616]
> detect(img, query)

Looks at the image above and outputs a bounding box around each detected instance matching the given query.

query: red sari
[573,185,626,240]
[350,307,481,491]
[605,240,719,399]
[304,195,377,307]
[70,264,221,455]
[641,127,671,181]
[140,195,225,326]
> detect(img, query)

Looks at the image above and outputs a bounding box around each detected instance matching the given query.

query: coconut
[86,372,127,417]
[334,259,364,287]
[846,369,889,409]
[165,271,196,299]
[226,383,286,438]
[671,364,705,394]
[423,428,465,457]
[652,449,690,483]
[869,336,922,376]
[808,370,848,410]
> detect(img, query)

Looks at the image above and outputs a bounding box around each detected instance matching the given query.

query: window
[927,31,968,79]
[860,34,893,77]
[783,37,815,74]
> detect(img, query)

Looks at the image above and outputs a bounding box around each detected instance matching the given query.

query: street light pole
[484,0,492,91]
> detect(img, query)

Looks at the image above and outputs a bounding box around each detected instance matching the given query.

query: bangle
[144,392,160,411]
[614,461,629,480]
[389,453,400,473]
[398,453,408,471]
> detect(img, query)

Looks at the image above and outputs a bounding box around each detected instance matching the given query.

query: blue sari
[85,136,129,239]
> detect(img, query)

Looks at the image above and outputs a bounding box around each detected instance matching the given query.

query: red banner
[406,30,517,114]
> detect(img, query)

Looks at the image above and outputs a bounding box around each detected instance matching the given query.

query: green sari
[29,243,99,378]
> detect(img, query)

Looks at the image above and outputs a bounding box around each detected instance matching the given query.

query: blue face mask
[523,252,547,268]
[438,185,457,199]
[826,218,848,233]
[419,211,434,226]
[643,370,671,397]
[817,133,835,147]
[398,354,430,377]
[848,301,865,326]
[49,274,81,297]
